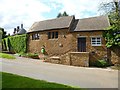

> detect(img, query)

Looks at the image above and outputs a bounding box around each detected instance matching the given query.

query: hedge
[2,34,27,53]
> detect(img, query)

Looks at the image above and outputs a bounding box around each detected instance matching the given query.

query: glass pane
[55,32,58,38]
[92,42,96,44]
[97,37,100,40]
[37,33,39,39]
[92,40,96,42]
[92,38,96,40]
[97,40,100,42]
[48,32,51,39]
[52,32,54,39]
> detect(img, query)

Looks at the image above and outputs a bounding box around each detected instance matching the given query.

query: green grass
[0,53,16,59]
[15,53,39,59]
[2,72,82,89]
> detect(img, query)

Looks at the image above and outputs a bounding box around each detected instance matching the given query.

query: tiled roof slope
[28,15,110,33]
[28,16,74,33]
[74,15,110,31]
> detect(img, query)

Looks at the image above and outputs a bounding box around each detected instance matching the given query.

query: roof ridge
[79,15,107,20]
[37,15,74,23]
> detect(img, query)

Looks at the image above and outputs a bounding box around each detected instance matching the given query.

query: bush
[94,60,109,67]
[2,39,7,51]
[2,34,27,53]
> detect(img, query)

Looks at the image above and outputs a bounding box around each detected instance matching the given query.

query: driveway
[1,56,118,88]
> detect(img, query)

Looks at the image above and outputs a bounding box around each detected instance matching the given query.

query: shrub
[2,39,7,51]
[19,53,39,59]
[94,60,109,67]
[2,34,27,53]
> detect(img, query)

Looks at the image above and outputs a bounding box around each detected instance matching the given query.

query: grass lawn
[2,72,82,89]
[0,53,16,59]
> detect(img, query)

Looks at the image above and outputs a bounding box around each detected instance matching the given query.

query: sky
[0,0,112,35]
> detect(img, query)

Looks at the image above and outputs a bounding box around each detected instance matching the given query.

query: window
[48,31,58,39]
[91,37,101,46]
[48,32,51,39]
[32,33,40,40]
[55,32,58,38]
[52,32,54,38]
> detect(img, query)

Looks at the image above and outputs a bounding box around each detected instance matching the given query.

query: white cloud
[0,0,112,35]
[0,0,51,34]
[50,0,113,18]
[50,0,99,18]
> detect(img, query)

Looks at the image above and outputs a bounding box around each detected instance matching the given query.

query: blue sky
[0,0,112,34]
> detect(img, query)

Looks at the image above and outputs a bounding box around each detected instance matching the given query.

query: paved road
[1,56,118,88]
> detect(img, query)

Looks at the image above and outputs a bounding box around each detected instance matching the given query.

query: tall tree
[57,11,69,18]
[57,13,62,18]
[63,11,69,16]
[99,0,120,48]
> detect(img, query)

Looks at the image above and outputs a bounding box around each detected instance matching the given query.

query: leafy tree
[63,11,69,16]
[99,1,120,48]
[0,27,7,39]
[57,11,69,18]
[57,13,62,18]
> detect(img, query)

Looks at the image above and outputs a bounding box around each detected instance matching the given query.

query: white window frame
[91,37,102,46]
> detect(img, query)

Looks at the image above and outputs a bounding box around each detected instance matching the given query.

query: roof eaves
[27,27,69,33]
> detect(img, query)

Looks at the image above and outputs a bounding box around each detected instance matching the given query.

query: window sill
[48,38,58,40]
[91,45,102,47]
[32,39,39,41]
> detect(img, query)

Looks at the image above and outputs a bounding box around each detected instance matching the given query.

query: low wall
[69,52,89,67]
[46,52,89,67]
[60,53,71,65]
[111,47,120,65]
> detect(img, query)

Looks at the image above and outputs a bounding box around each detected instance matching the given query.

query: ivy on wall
[2,34,27,53]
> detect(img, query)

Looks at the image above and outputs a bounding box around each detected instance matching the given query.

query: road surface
[1,56,119,88]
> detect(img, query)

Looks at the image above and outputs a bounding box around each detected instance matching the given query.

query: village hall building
[27,15,119,66]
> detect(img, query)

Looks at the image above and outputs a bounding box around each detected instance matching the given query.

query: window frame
[48,31,58,39]
[32,33,40,40]
[91,37,102,46]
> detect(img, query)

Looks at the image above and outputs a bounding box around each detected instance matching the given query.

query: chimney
[13,28,16,34]
[21,24,23,29]
[17,26,19,30]
[14,28,16,32]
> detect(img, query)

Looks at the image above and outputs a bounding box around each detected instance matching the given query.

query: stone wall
[108,47,120,65]
[69,52,89,67]
[47,52,89,67]
[28,29,73,56]
[28,30,109,65]
[71,31,107,65]
[60,53,71,65]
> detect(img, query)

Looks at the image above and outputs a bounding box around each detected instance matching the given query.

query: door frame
[77,37,86,52]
